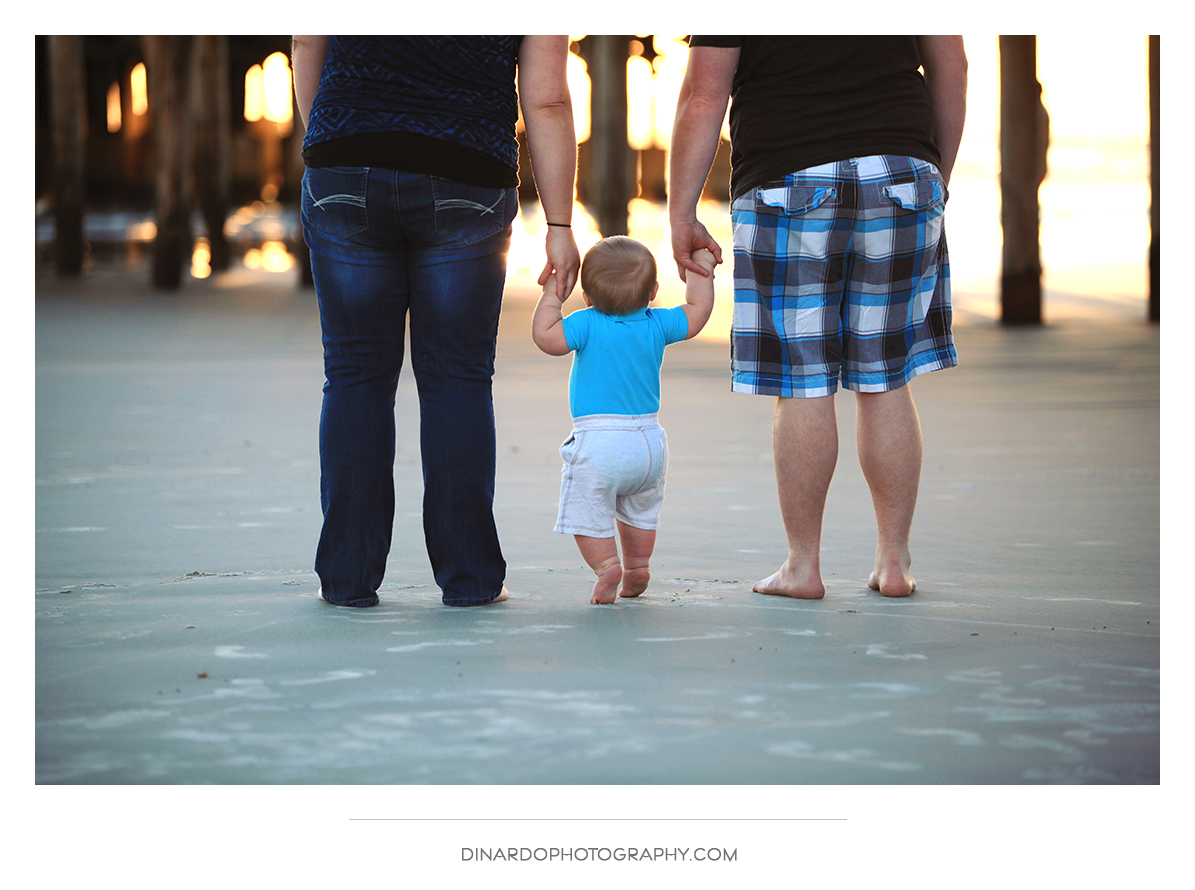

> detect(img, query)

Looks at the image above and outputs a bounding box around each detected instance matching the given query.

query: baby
[532,236,716,603]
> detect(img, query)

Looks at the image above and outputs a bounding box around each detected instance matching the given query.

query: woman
[292,36,580,607]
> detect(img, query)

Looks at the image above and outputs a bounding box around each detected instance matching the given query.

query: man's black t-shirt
[688,36,941,198]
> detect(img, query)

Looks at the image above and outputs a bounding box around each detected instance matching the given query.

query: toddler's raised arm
[682,248,717,340]
[531,273,572,356]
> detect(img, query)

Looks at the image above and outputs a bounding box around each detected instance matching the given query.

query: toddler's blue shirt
[563,305,689,418]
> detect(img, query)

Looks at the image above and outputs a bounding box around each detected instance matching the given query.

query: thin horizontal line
[350,818,846,822]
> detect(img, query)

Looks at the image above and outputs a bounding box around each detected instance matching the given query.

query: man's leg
[754,393,838,599]
[845,155,954,597]
[856,385,922,596]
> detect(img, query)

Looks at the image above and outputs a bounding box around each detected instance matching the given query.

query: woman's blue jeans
[301,166,516,607]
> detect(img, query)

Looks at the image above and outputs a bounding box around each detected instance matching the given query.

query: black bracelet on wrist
[546,222,571,228]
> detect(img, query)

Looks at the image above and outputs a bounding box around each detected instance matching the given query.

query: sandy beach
[32,256,1164,881]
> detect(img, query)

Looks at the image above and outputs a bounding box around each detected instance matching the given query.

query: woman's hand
[538,226,579,300]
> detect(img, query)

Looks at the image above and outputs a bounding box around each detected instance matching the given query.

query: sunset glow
[106,82,121,133]
[626,54,653,150]
[506,34,1153,332]
[243,53,294,131]
[243,240,295,273]
[261,52,294,128]
[130,62,147,116]
[170,32,1149,324]
[566,50,591,144]
[191,237,212,279]
[244,64,263,122]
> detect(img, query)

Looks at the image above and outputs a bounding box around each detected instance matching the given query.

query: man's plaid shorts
[730,155,958,397]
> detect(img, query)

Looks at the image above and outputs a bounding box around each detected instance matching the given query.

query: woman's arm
[517,35,580,300]
[291,35,328,131]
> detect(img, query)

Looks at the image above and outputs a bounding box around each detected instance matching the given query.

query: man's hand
[671,218,723,282]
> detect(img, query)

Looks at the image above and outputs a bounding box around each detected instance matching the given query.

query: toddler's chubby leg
[575,535,622,604]
[616,521,656,598]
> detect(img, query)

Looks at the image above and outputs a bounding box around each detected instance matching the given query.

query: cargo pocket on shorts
[757,185,838,215]
[882,180,947,212]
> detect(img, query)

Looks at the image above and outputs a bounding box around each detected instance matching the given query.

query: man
[668,36,967,599]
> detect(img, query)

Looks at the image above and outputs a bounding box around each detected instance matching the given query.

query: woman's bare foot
[618,567,650,598]
[869,549,915,597]
[590,558,623,604]
[753,558,825,600]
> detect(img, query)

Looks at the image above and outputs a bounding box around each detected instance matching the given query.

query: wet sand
[32,261,1166,880]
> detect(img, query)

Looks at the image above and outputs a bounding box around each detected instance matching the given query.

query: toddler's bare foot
[590,558,622,604]
[619,567,651,598]
[869,549,915,597]
[753,559,825,600]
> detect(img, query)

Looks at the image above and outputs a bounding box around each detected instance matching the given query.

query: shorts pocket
[431,178,517,246]
[301,167,369,238]
[757,185,837,216]
[655,428,669,487]
[882,180,947,212]
[559,432,581,463]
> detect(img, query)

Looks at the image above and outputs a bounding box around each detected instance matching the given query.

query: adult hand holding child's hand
[690,248,717,277]
[541,272,566,303]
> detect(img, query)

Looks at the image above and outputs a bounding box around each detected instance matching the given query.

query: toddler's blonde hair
[579,236,657,316]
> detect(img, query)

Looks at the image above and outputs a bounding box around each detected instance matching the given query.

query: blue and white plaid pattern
[730,155,957,397]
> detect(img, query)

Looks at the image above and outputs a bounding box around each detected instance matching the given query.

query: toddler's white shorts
[554,414,668,538]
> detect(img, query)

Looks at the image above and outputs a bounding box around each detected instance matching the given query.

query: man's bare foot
[590,558,623,604]
[753,559,825,600]
[619,567,650,598]
[487,587,510,604]
[869,551,915,597]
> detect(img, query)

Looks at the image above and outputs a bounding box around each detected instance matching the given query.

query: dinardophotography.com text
[462,847,737,863]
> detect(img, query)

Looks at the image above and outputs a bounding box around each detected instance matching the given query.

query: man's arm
[518,36,581,301]
[681,248,717,340]
[291,36,328,131]
[531,274,572,356]
[918,35,968,185]
[667,44,739,281]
